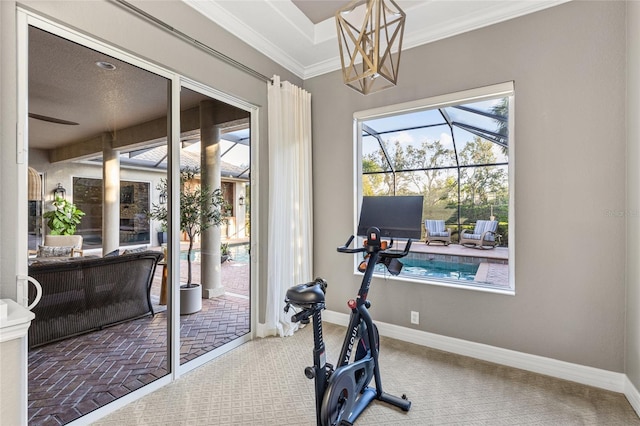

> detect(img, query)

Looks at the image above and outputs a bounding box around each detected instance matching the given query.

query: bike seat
[286,280,326,307]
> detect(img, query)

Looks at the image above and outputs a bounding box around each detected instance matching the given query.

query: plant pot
[180,283,202,315]
[157,231,167,245]
[221,254,230,264]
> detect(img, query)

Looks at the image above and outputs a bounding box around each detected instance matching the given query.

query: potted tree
[148,168,227,313]
[43,196,85,235]
[157,222,167,245]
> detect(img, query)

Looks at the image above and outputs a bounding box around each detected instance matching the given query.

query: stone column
[102,133,120,255]
[200,100,224,298]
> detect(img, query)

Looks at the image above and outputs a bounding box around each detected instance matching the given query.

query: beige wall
[306,0,627,372]
[627,0,640,393]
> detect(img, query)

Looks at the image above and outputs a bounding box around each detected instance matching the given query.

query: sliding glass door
[23,20,255,424]
[176,85,252,366]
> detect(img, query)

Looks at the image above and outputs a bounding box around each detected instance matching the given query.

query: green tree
[492,97,509,156]
[458,137,508,222]
[148,167,228,285]
[361,133,509,238]
[363,138,459,219]
[362,158,385,196]
[401,140,455,197]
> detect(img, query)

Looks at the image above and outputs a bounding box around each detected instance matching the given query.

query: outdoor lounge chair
[42,234,84,257]
[460,220,498,249]
[424,219,451,245]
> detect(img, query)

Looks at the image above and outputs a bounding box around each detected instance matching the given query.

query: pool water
[180,244,250,263]
[375,258,478,281]
[227,244,250,263]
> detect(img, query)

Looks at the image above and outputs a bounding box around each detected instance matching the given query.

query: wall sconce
[159,191,167,205]
[239,196,245,206]
[53,183,66,199]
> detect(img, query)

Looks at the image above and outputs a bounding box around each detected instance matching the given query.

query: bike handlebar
[381,239,413,258]
[336,235,365,254]
[336,235,413,258]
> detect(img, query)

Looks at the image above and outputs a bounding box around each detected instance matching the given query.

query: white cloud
[440,132,453,146]
[393,131,415,144]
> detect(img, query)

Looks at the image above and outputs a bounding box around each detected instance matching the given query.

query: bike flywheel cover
[320,367,358,426]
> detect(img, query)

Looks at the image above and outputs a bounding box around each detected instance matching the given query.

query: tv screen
[357,196,424,239]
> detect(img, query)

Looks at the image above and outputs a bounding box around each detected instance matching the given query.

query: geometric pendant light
[335,0,406,95]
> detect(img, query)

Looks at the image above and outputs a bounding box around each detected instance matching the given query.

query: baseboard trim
[323,310,627,394]
[625,376,640,417]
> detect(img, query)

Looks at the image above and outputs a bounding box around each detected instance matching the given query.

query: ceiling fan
[28,113,79,126]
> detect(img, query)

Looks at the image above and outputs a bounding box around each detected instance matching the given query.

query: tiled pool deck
[409,241,508,261]
[407,242,510,288]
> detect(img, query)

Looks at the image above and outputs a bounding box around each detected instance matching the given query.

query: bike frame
[310,240,386,425]
[299,228,412,426]
[310,309,328,426]
[337,247,382,379]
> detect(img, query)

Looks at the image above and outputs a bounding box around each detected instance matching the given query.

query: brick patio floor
[28,256,250,425]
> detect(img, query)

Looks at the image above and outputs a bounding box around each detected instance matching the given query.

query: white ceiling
[184,0,571,80]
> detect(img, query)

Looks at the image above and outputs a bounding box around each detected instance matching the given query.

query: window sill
[365,270,515,296]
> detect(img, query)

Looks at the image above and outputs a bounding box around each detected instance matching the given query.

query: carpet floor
[93,322,639,425]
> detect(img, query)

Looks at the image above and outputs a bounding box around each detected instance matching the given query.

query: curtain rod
[112,0,273,84]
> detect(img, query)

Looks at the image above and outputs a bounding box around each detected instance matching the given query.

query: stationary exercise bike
[284,226,413,426]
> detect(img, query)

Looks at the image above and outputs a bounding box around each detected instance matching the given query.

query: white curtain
[265,75,313,337]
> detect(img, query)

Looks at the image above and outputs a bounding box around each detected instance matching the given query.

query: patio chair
[424,219,451,245]
[459,220,498,249]
[43,234,84,257]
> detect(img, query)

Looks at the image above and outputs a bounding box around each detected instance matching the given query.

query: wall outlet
[410,311,419,325]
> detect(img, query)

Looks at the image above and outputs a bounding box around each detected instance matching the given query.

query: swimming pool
[375,258,478,281]
[180,243,250,263]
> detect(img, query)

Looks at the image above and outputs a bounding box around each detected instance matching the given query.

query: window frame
[353,82,515,295]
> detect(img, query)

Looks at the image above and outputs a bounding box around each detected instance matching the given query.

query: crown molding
[185,0,572,81]
[184,0,309,78]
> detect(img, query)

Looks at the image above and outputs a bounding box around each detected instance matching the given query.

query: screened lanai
[114,126,250,178]
[70,124,251,249]
[361,97,509,248]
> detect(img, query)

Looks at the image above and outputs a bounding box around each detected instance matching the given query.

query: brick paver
[28,258,250,425]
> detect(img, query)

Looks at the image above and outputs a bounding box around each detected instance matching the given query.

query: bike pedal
[300,317,310,325]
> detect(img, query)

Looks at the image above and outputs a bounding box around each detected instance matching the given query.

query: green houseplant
[220,242,231,263]
[43,196,85,235]
[148,167,227,286]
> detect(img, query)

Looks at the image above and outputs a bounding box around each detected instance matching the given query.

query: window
[355,83,514,293]
[73,177,150,247]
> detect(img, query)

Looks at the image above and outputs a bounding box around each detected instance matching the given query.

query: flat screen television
[357,196,424,239]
